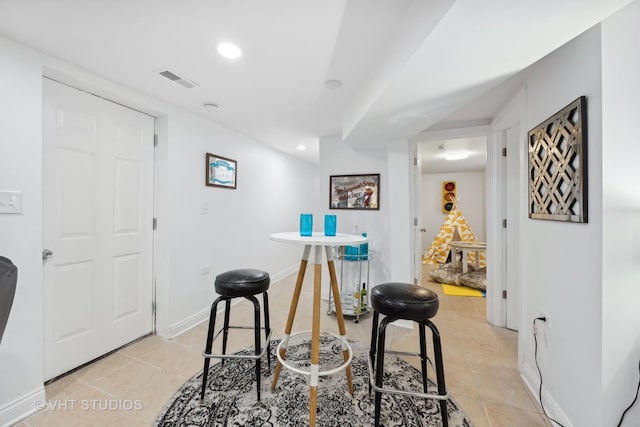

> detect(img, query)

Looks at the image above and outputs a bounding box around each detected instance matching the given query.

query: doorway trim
[487,88,526,329]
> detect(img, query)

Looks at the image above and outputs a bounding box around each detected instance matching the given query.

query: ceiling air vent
[156,69,199,89]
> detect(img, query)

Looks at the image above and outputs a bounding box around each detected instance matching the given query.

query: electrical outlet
[200,265,210,275]
[539,309,551,327]
[537,309,551,347]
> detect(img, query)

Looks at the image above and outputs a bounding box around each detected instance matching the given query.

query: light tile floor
[16,266,551,426]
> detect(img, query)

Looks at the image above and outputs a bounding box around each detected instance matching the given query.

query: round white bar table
[269,232,367,427]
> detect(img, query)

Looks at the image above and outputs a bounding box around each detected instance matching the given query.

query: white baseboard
[521,363,573,427]
[268,263,300,284]
[166,263,300,339]
[167,306,211,339]
[0,386,45,427]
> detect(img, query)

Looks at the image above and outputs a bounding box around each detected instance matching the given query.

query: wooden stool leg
[325,246,353,395]
[271,245,310,391]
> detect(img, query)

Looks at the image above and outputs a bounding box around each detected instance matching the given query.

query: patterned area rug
[155,336,473,426]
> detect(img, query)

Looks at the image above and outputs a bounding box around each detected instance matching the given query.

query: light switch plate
[0,191,23,214]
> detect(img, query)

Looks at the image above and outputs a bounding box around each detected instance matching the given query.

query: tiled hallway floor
[16,267,551,426]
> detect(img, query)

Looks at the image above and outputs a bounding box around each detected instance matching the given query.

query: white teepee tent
[423,203,486,268]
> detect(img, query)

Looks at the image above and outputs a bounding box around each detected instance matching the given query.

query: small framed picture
[206,153,237,189]
[329,174,380,210]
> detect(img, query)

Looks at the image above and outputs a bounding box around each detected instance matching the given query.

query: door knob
[42,249,54,261]
[420,228,426,232]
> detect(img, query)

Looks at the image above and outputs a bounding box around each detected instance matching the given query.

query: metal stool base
[369,313,448,427]
[200,292,271,402]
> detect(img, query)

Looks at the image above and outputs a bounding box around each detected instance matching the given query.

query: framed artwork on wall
[206,153,237,189]
[329,174,380,210]
[528,96,587,223]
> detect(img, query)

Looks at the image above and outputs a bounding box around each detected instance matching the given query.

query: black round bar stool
[368,283,448,427]
[200,268,272,401]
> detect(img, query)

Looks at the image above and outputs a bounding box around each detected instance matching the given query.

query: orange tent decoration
[423,202,486,268]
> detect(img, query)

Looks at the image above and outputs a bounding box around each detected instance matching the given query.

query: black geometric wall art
[528,96,588,223]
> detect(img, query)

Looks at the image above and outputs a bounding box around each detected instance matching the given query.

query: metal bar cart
[327,246,374,323]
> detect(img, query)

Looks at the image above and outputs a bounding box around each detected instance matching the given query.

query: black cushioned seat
[201,268,271,402]
[369,282,448,427]
[0,256,18,344]
[215,269,270,297]
[370,282,439,322]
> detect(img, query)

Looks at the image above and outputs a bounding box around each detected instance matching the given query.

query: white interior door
[43,79,155,380]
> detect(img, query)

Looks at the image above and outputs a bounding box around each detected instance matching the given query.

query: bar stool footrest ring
[203,330,272,361]
[367,356,448,401]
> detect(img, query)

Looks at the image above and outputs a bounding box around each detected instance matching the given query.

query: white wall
[387,141,414,283]
[319,135,390,290]
[0,36,318,425]
[421,171,486,250]
[509,7,640,424]
[513,25,603,427]
[0,37,46,425]
[163,110,319,333]
[601,1,640,424]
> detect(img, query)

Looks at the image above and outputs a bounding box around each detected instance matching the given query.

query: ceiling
[0,0,632,165]
[419,136,487,174]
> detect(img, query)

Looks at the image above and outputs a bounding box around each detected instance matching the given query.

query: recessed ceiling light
[296,144,307,151]
[324,80,342,90]
[217,42,242,59]
[445,152,469,161]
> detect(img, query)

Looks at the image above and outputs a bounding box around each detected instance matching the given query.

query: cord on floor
[617,359,640,427]
[533,317,566,427]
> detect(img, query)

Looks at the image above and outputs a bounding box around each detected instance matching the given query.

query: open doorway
[413,133,489,312]
[418,136,487,253]
[412,114,522,332]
